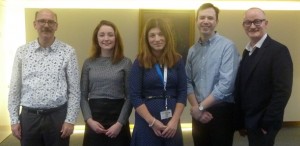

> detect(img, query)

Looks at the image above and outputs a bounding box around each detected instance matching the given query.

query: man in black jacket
[235,7,293,146]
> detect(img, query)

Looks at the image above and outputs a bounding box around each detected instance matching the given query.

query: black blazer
[235,35,293,131]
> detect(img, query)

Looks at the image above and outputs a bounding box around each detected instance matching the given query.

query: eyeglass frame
[36,19,57,26]
[242,19,266,27]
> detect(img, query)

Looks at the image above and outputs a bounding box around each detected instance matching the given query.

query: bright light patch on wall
[215,1,300,10]
[74,123,193,134]
[3,1,26,86]
[22,0,300,10]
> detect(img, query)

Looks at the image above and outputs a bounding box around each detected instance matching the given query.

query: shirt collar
[198,32,218,46]
[34,38,58,52]
[245,33,268,55]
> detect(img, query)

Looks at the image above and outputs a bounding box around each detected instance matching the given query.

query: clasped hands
[87,119,122,138]
[190,106,213,123]
[150,118,178,139]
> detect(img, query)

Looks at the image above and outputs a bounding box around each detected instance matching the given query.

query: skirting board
[283,121,300,127]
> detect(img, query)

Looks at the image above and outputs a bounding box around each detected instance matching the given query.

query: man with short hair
[235,7,293,146]
[186,3,240,146]
[8,9,80,146]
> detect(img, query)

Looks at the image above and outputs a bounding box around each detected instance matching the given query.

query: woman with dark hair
[129,17,187,146]
[80,20,132,146]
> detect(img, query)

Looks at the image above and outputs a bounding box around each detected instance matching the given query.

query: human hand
[106,122,122,138]
[198,111,213,124]
[11,123,21,140]
[60,122,74,138]
[261,128,267,135]
[190,106,203,120]
[151,119,167,137]
[162,119,178,138]
[86,118,107,134]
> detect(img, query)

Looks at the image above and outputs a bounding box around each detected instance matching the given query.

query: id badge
[160,109,172,120]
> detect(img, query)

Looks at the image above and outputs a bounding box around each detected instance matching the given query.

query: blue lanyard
[155,64,168,110]
[155,64,167,91]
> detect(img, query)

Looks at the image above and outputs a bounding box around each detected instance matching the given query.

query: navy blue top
[129,58,187,109]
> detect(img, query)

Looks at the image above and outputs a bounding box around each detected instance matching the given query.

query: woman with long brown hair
[80,20,132,146]
[129,17,187,146]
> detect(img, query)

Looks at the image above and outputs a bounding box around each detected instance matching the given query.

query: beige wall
[25,9,300,124]
[0,0,12,142]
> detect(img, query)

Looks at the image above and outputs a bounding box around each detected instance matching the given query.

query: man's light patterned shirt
[8,39,80,125]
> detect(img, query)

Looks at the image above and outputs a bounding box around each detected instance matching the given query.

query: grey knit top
[80,57,132,125]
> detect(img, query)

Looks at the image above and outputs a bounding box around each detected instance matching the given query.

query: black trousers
[83,98,131,146]
[20,104,69,146]
[247,128,279,146]
[192,102,235,146]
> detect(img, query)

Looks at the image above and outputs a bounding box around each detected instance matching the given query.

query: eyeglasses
[36,19,57,26]
[243,19,265,27]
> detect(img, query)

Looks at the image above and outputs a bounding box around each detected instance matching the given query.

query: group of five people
[8,2,293,146]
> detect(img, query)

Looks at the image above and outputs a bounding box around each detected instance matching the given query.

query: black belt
[145,95,171,99]
[22,103,67,115]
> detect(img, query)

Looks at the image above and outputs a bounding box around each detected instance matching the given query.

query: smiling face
[147,27,166,56]
[196,7,218,39]
[97,25,116,53]
[243,8,268,44]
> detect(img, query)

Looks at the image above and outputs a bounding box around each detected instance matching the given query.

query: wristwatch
[198,104,205,111]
